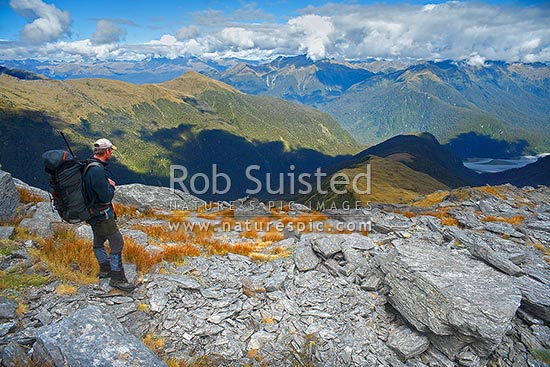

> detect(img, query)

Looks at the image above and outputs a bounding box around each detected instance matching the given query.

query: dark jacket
[84,158,115,223]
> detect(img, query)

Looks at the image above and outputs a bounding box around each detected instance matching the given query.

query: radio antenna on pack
[59,131,76,158]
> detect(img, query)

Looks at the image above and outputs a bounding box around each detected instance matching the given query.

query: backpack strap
[82,161,104,209]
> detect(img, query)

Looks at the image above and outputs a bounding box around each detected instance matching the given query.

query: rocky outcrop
[377,242,522,360]
[32,305,167,367]
[0,171,18,222]
[18,202,61,238]
[0,181,549,367]
[114,183,204,212]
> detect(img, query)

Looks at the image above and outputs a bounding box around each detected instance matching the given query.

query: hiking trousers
[91,217,124,271]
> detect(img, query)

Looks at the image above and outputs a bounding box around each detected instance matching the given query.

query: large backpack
[42,150,101,223]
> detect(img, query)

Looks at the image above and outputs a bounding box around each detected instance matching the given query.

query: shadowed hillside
[0,69,361,200]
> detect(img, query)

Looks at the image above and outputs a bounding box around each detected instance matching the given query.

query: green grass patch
[0,268,50,291]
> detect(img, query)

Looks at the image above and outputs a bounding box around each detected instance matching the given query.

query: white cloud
[10,0,71,43]
[175,26,199,41]
[288,15,334,61]
[91,20,126,45]
[466,52,487,68]
[220,27,255,49]
[2,1,549,63]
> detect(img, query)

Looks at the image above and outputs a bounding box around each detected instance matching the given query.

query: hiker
[84,138,135,292]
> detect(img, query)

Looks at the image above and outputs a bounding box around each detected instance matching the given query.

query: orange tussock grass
[143,334,164,354]
[532,243,546,252]
[261,231,285,242]
[161,243,200,262]
[219,216,236,230]
[135,224,189,243]
[475,185,507,199]
[198,208,235,219]
[204,240,257,257]
[55,283,77,295]
[124,240,202,271]
[393,210,416,218]
[240,229,259,239]
[123,237,164,272]
[37,228,98,284]
[191,224,216,245]
[411,190,449,208]
[16,187,47,204]
[423,210,458,226]
[16,302,29,316]
[113,203,139,218]
[481,215,525,225]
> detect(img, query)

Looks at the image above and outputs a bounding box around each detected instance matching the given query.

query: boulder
[377,242,522,360]
[12,178,50,201]
[233,198,270,219]
[387,325,430,359]
[1,341,32,367]
[0,297,18,321]
[515,276,550,323]
[293,246,320,272]
[0,171,19,222]
[19,202,61,238]
[311,236,343,258]
[32,305,168,367]
[114,183,204,211]
[0,226,14,240]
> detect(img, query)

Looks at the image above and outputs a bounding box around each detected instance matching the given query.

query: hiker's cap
[93,138,117,151]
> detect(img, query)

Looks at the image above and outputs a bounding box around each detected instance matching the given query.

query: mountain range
[0,67,359,200]
[211,56,550,156]
[1,61,549,204]
[4,56,549,156]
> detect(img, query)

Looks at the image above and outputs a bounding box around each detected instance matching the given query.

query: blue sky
[0,0,548,62]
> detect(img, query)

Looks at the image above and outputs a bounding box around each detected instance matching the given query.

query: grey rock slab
[73,223,93,238]
[233,199,271,219]
[531,325,550,348]
[361,275,382,291]
[12,178,49,200]
[0,321,17,337]
[124,263,138,284]
[0,226,14,239]
[155,274,201,290]
[0,171,19,222]
[19,202,61,238]
[293,246,320,272]
[515,276,550,323]
[466,240,523,276]
[0,296,18,321]
[1,341,32,367]
[247,330,276,350]
[114,183,204,211]
[312,235,343,258]
[32,305,167,366]
[378,242,522,359]
[264,273,286,292]
[387,325,430,359]
[120,229,149,246]
[516,308,545,326]
[526,221,550,232]
[484,222,524,238]
[194,324,224,337]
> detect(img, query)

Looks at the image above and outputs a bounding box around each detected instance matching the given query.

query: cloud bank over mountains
[1,0,549,63]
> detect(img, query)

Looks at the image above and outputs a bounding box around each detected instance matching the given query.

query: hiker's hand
[108,178,116,187]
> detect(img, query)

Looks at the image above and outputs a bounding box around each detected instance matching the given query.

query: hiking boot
[109,270,135,292]
[99,262,111,279]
